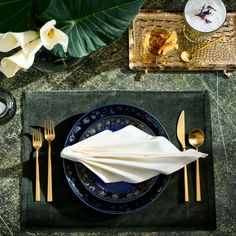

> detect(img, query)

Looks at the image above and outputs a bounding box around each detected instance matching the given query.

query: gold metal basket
[129,11,236,71]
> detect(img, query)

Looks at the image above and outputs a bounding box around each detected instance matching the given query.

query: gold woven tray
[129,11,236,71]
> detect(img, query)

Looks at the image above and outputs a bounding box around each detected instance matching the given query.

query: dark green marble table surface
[0,1,235,235]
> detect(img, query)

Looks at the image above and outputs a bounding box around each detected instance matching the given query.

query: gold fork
[44,120,55,202]
[32,129,43,202]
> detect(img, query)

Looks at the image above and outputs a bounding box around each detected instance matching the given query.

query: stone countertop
[0,1,235,235]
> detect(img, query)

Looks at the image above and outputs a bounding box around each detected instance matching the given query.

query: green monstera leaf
[0,0,36,32]
[41,0,144,58]
[35,0,51,15]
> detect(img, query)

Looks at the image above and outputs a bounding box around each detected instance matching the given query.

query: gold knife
[177,110,189,202]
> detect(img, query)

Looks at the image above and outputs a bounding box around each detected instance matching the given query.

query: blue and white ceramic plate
[63,104,170,214]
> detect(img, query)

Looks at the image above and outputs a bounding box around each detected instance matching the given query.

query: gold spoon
[181,35,225,62]
[188,129,205,202]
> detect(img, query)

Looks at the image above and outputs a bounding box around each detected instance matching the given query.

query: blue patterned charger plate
[63,104,170,214]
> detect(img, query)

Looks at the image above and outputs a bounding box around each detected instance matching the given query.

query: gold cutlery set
[32,114,204,203]
[177,110,205,202]
[32,120,55,202]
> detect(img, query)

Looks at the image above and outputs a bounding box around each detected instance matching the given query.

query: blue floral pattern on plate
[63,104,170,214]
[76,115,158,203]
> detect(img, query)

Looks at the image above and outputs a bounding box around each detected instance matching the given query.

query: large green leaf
[35,0,51,15]
[0,0,36,32]
[41,0,144,58]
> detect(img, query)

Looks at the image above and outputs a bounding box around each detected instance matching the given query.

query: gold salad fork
[44,120,55,202]
[32,129,43,202]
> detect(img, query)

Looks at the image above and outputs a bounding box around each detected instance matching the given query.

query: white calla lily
[40,20,68,52]
[0,39,42,78]
[0,31,39,52]
[0,19,69,78]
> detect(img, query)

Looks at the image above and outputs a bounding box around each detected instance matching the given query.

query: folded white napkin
[61,125,207,183]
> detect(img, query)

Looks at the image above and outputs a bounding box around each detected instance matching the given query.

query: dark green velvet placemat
[21,90,216,232]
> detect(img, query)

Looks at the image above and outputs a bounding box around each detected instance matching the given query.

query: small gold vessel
[142,28,169,55]
[142,27,179,63]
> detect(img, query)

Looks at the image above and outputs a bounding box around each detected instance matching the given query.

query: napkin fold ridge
[61,125,207,183]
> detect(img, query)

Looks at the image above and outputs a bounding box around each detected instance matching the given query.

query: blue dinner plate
[63,104,170,214]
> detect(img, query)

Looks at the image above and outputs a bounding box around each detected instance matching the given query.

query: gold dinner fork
[32,129,43,202]
[44,120,55,202]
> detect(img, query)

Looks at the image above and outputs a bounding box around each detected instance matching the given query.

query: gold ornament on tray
[142,27,178,64]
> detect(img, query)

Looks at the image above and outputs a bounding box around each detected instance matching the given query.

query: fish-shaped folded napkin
[61,125,207,183]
